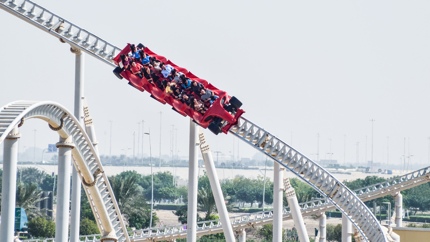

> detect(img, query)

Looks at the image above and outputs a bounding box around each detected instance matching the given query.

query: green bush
[404,215,430,223]
[80,218,99,235]
[27,217,55,238]
[155,204,183,210]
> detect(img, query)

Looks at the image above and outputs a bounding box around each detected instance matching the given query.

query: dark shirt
[191,82,204,95]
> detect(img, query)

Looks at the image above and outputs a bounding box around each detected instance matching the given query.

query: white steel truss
[0,101,129,242]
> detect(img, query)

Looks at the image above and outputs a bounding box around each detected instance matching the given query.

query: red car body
[112,44,244,134]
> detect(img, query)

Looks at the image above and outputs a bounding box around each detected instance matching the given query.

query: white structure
[284,178,309,242]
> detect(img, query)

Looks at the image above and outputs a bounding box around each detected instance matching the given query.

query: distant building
[318,159,338,168]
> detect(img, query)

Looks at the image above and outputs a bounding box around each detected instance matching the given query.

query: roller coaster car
[112,43,245,135]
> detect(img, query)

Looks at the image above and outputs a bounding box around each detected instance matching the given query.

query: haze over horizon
[1,1,430,169]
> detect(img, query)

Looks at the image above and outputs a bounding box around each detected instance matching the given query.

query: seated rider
[200,88,219,106]
[160,63,175,79]
[130,61,144,78]
[151,66,167,90]
[180,93,195,108]
[140,50,151,66]
[180,75,192,93]
[130,44,140,60]
[191,81,204,96]
[119,54,131,70]
[193,98,207,114]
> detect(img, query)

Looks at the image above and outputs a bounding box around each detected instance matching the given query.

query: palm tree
[197,174,216,221]
[108,171,155,228]
[19,167,47,184]
[16,182,46,219]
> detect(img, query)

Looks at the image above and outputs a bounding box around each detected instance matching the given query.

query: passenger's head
[180,75,186,82]
[200,88,206,95]
[139,50,145,58]
[130,44,136,52]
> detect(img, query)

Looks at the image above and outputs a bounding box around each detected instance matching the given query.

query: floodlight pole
[144,132,153,229]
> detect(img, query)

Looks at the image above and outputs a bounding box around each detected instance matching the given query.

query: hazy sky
[1,1,430,168]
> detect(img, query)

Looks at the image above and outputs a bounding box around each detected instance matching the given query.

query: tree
[343,176,386,190]
[18,167,46,185]
[80,218,99,235]
[108,171,156,228]
[16,182,46,219]
[326,224,342,242]
[289,178,320,203]
[256,224,287,241]
[173,205,188,224]
[344,176,390,207]
[27,217,55,238]
[17,167,54,193]
[403,183,430,211]
[197,174,216,220]
[80,190,95,221]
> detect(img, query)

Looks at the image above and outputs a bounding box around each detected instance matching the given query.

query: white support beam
[0,127,20,242]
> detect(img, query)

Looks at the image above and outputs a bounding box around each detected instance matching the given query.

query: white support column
[238,228,246,242]
[55,137,74,242]
[0,127,20,242]
[70,47,84,242]
[83,102,99,154]
[342,214,352,242]
[394,193,403,227]
[198,132,235,242]
[319,213,327,242]
[273,162,283,242]
[284,178,309,242]
[187,121,198,242]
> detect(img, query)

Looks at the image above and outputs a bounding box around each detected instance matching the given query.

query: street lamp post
[262,158,267,212]
[121,148,131,172]
[41,148,47,163]
[144,132,153,229]
[33,129,37,164]
[258,158,268,212]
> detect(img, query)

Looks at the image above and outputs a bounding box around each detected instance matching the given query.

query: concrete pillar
[319,213,327,242]
[187,121,198,242]
[273,162,283,242]
[395,193,403,227]
[55,137,74,242]
[0,127,20,242]
[342,214,352,242]
[238,228,246,242]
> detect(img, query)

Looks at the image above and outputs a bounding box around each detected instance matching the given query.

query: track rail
[0,0,119,67]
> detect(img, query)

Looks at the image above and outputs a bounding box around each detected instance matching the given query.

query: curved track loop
[0,101,129,242]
